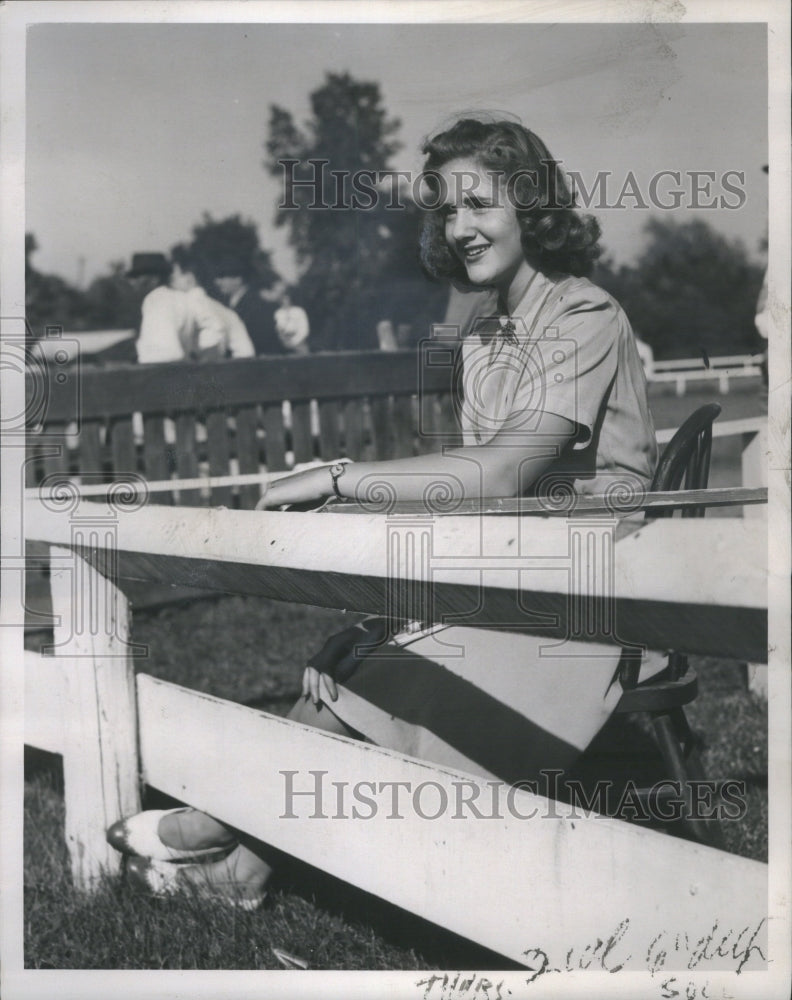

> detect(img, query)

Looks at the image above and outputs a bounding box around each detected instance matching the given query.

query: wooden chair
[614,403,725,848]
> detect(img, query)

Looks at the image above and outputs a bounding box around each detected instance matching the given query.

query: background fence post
[49,544,141,890]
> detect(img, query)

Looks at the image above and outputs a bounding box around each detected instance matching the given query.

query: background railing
[25,350,460,508]
[650,354,764,395]
[24,347,767,508]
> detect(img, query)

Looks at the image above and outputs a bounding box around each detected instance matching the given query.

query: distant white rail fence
[649,354,763,396]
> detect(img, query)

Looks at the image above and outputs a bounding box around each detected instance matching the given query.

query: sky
[26,19,768,288]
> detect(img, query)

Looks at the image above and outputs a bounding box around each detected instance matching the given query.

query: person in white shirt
[375,318,398,352]
[127,253,196,364]
[274,291,310,355]
[169,248,255,360]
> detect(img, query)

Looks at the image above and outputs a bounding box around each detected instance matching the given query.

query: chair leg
[650,710,725,849]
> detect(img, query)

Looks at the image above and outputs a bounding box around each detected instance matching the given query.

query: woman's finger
[308,667,322,706]
[320,673,338,703]
[254,479,270,510]
[301,666,310,699]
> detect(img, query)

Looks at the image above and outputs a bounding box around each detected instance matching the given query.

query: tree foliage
[83,260,141,330]
[266,72,445,350]
[185,213,280,291]
[25,233,88,337]
[593,218,765,359]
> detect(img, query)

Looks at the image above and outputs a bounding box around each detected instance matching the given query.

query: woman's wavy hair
[419,117,602,281]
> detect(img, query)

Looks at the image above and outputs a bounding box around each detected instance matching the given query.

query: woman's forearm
[262,419,573,508]
[341,449,513,503]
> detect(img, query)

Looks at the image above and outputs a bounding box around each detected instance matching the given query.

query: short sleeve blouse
[457,270,657,497]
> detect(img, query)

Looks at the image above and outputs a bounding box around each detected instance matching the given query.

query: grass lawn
[24,588,767,970]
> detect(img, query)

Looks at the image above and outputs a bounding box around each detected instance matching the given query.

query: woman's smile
[461,243,490,261]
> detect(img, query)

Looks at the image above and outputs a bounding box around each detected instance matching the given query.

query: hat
[127,252,170,278]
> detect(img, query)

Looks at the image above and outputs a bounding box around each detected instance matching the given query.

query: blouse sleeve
[508,282,622,448]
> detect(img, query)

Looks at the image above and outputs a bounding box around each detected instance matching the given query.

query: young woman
[109,118,658,907]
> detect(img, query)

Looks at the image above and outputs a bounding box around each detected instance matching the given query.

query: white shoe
[106,808,237,862]
[126,855,266,911]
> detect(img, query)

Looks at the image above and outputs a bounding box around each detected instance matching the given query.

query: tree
[594,218,765,359]
[83,260,141,330]
[25,232,88,337]
[266,72,443,350]
[186,213,280,292]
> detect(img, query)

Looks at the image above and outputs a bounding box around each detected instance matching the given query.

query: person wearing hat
[127,252,198,364]
[214,262,283,356]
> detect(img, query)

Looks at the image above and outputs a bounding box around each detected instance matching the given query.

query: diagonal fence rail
[23,496,769,972]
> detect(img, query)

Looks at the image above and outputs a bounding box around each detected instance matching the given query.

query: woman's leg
[158,694,357,896]
[157,695,354,850]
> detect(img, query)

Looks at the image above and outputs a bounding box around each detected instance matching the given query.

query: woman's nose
[450,207,474,241]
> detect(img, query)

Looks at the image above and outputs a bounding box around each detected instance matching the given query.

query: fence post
[741,427,767,520]
[49,544,141,890]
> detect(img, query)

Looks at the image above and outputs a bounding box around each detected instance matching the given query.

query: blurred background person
[274,289,310,355]
[375,318,398,352]
[127,252,196,364]
[170,246,255,360]
[214,261,282,356]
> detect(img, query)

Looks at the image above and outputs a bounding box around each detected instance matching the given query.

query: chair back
[647,403,721,519]
[620,403,722,688]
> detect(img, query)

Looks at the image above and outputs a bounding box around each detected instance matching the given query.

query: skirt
[330,625,666,785]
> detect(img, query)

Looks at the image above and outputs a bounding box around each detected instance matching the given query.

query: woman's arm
[261,411,576,508]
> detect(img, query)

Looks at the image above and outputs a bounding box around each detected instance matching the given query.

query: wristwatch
[329,462,347,500]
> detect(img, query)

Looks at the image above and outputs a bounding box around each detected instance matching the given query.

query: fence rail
[25,351,460,507]
[21,342,772,968]
[23,498,769,969]
[649,354,763,396]
[25,349,766,508]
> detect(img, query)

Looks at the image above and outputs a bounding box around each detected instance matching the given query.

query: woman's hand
[301,618,390,705]
[256,465,335,510]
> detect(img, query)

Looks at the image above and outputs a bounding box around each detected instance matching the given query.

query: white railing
[649,355,763,396]
[21,414,769,971]
[23,499,767,972]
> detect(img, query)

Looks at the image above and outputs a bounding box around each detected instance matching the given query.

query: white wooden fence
[23,408,770,973]
[649,354,764,396]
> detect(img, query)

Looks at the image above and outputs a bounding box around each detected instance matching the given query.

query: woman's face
[170,263,195,292]
[437,157,529,296]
